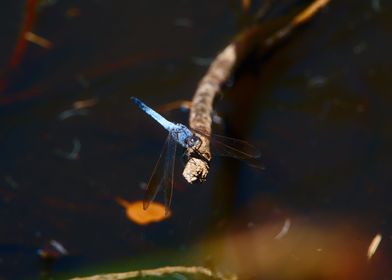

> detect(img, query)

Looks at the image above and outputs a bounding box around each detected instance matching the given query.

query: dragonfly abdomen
[131,97,175,132]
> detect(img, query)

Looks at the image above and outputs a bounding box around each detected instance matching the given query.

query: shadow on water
[0,0,391,279]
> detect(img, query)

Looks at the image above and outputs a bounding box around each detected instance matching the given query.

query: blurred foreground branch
[182,0,331,183]
[70,265,237,280]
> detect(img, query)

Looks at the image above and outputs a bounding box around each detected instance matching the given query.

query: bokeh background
[0,0,391,279]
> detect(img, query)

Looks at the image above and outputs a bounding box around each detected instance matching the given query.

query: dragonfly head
[185,134,201,149]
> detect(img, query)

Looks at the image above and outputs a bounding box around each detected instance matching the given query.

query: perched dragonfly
[130,97,260,213]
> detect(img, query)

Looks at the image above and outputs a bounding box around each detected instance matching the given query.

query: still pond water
[0,0,391,279]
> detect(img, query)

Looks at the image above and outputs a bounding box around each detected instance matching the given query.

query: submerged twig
[54,138,81,160]
[183,0,331,183]
[58,98,97,120]
[24,31,53,49]
[70,265,237,280]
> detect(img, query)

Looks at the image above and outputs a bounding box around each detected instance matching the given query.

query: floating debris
[55,138,81,160]
[49,240,67,255]
[367,233,382,260]
[37,239,68,259]
[58,98,97,120]
[116,197,170,225]
[58,108,88,120]
[73,98,97,110]
[274,218,291,240]
[24,32,53,49]
[308,75,328,88]
[353,41,367,55]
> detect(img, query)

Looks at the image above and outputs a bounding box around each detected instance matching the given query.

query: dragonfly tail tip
[130,96,144,108]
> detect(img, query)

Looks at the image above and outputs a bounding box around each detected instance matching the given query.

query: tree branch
[183,0,331,183]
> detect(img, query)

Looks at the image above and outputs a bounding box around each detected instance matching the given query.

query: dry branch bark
[183,0,331,183]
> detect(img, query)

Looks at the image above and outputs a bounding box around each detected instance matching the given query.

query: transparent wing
[192,129,263,169]
[163,136,177,215]
[193,129,261,160]
[210,134,261,160]
[143,134,171,210]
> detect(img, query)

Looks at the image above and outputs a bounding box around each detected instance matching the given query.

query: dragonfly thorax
[168,123,197,148]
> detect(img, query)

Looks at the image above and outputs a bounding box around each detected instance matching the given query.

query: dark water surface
[0,0,391,279]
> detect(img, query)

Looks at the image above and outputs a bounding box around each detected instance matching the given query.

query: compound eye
[187,135,201,148]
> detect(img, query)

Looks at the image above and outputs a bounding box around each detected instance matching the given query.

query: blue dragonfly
[130,97,260,213]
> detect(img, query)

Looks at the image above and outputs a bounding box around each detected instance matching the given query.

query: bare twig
[182,0,330,183]
[70,265,237,280]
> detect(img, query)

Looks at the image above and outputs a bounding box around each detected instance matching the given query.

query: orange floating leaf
[116,198,170,225]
